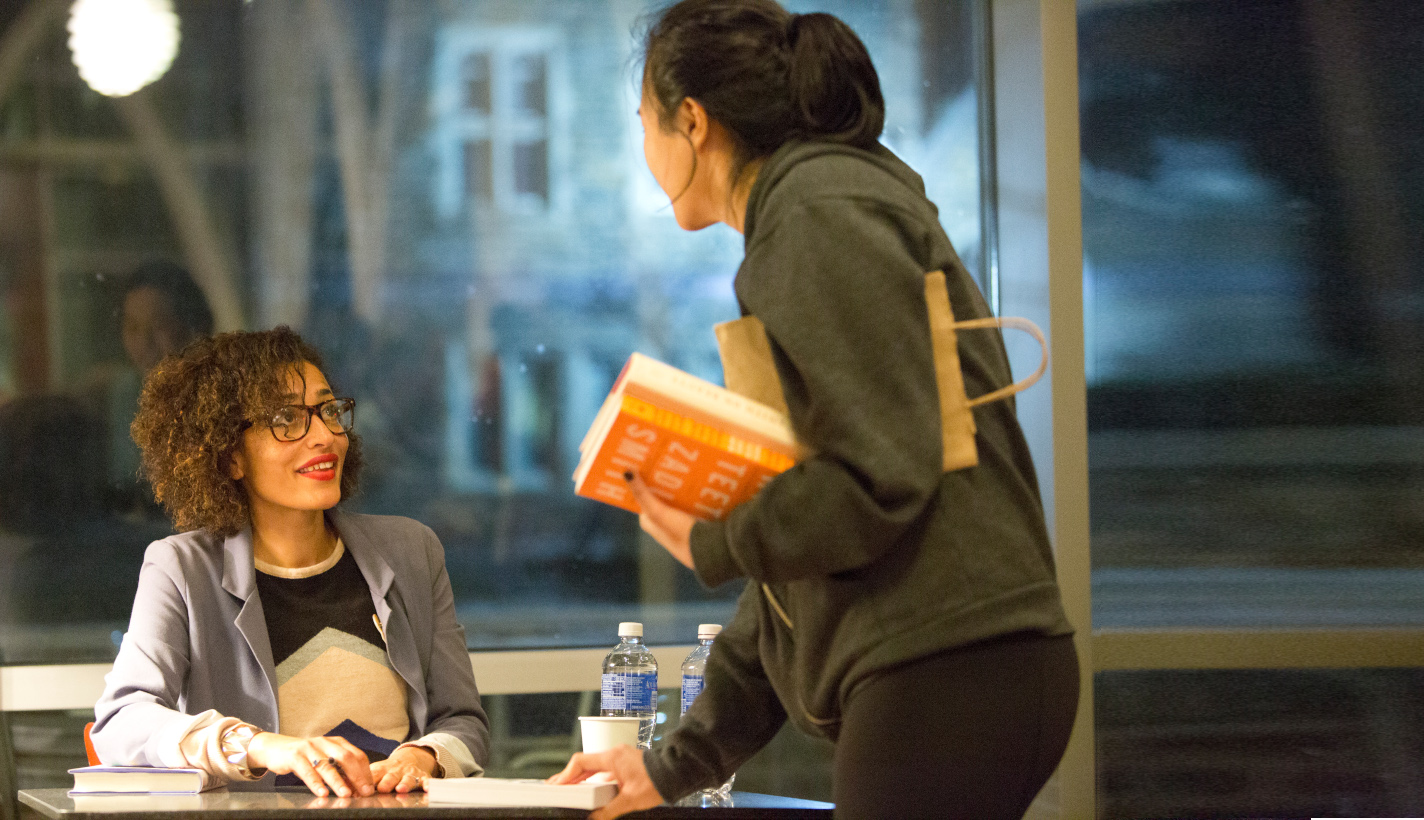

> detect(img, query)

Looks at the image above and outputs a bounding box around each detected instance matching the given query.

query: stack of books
[68,765,215,795]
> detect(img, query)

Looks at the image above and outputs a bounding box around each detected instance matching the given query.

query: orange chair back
[83,721,100,766]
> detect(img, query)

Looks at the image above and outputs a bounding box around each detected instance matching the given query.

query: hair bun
[785,12,885,148]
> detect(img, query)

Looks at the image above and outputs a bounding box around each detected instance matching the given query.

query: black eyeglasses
[254,398,356,442]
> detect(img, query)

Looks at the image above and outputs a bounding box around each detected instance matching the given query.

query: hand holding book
[544,744,661,817]
[624,473,695,569]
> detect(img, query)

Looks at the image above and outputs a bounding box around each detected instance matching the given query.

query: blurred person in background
[119,259,215,375]
[80,260,217,518]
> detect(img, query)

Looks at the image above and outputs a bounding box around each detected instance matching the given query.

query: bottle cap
[618,622,644,637]
[697,624,722,639]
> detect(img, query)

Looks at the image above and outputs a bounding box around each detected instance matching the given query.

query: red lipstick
[296,454,339,481]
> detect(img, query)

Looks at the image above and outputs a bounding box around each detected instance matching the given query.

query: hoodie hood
[743,140,931,242]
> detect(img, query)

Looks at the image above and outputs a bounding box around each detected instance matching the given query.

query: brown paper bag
[714,270,1047,472]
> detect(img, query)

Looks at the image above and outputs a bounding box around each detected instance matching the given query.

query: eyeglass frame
[240,397,357,442]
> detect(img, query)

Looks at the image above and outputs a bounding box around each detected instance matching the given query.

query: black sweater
[646,140,1073,801]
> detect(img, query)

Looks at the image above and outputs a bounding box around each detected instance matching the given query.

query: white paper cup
[578,716,642,753]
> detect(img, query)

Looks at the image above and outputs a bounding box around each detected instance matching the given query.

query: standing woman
[551,2,1078,818]
[92,327,489,796]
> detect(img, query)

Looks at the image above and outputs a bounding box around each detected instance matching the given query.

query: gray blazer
[91,511,490,777]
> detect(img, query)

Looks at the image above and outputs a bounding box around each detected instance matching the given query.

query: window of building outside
[431,28,558,216]
[0,0,987,801]
[1081,0,1424,816]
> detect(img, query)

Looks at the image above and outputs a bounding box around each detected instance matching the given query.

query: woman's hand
[246,732,374,798]
[370,745,438,793]
[547,745,664,820]
[626,473,696,570]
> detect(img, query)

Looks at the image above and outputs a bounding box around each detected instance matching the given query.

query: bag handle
[953,316,1049,408]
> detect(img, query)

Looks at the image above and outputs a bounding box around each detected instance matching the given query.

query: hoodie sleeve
[644,583,786,802]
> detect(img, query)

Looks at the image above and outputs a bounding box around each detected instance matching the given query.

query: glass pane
[1098,668,1424,818]
[1081,0,1424,627]
[510,53,547,119]
[0,1,982,663]
[4,710,92,790]
[461,52,491,114]
[464,137,494,202]
[512,139,548,200]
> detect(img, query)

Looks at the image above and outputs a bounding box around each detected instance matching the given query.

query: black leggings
[832,632,1080,820]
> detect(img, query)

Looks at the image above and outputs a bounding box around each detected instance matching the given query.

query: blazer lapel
[222,526,279,724]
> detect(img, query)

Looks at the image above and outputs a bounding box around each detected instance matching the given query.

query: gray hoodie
[646,140,1072,801]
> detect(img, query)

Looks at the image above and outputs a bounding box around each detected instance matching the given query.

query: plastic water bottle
[680,624,734,805]
[601,622,658,749]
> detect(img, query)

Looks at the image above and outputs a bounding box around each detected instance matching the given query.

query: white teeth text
[297,460,336,474]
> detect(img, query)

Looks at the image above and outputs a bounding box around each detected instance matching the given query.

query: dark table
[18,789,832,820]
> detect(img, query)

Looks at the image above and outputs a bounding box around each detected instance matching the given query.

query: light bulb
[67,0,180,97]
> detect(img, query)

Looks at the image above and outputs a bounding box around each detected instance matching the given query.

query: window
[0,0,992,807]
[1081,0,1424,815]
[432,28,560,216]
[1080,0,1424,624]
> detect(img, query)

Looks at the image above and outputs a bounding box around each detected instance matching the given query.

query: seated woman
[91,327,489,797]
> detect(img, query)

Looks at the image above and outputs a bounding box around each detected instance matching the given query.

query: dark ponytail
[785,13,884,148]
[641,0,884,173]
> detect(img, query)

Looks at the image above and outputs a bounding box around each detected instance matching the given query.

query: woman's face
[639,86,716,231]
[228,361,348,524]
[121,286,187,373]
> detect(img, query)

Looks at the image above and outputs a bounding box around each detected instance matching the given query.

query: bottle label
[680,673,704,715]
[601,671,657,712]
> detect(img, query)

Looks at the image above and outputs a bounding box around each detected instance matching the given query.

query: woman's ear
[226,448,246,481]
[681,97,711,150]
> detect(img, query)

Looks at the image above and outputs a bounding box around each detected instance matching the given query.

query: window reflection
[434,28,554,214]
[1081,0,1424,627]
[513,140,549,201]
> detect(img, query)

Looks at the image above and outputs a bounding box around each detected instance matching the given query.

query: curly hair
[130,326,363,536]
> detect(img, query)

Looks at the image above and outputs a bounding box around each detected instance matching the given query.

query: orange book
[573,353,800,520]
